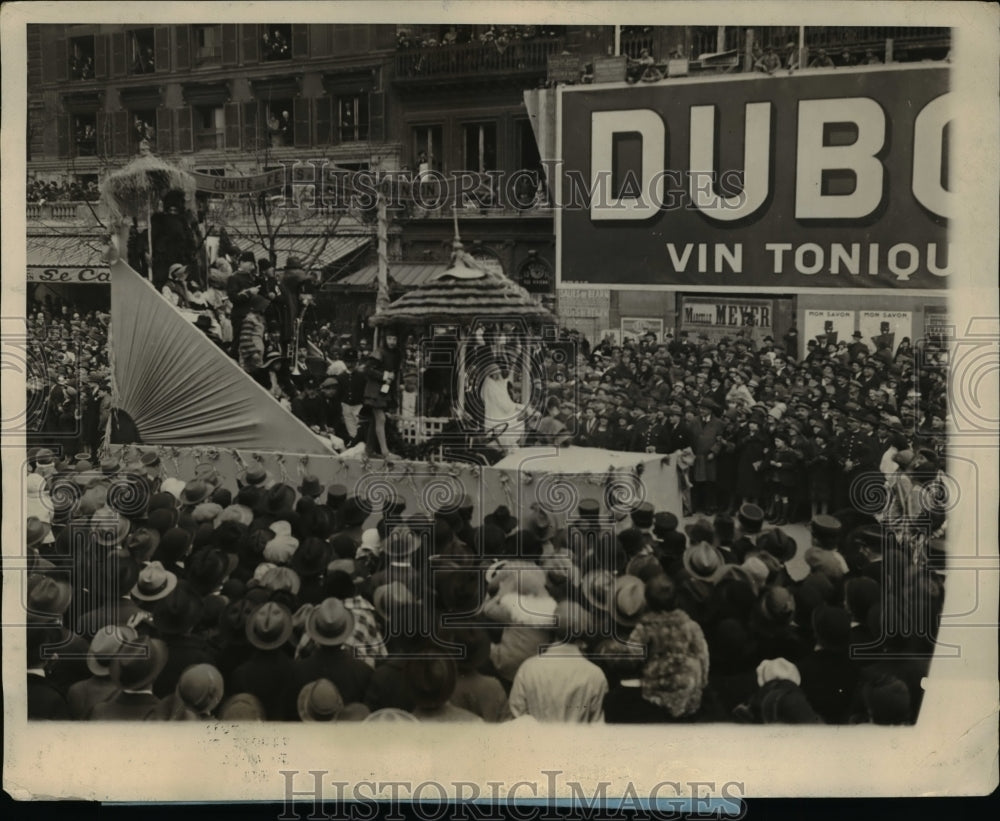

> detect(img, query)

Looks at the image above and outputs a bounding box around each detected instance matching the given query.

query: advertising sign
[621,316,664,341]
[26,266,110,283]
[679,296,775,346]
[858,310,912,354]
[558,66,951,290]
[804,309,855,348]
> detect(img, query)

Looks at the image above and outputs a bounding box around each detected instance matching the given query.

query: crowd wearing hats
[24,265,951,725]
[554,328,948,527]
[24,422,946,725]
[26,296,112,461]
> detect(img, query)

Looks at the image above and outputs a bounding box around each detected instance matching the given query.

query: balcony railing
[26,201,102,222]
[395,37,564,80]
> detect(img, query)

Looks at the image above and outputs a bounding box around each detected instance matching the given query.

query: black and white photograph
[2,0,997,806]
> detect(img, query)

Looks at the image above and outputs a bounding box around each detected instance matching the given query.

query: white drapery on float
[108,258,332,453]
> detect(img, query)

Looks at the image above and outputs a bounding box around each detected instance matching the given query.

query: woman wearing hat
[161,263,194,309]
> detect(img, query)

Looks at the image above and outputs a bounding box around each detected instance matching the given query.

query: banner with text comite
[557,65,950,290]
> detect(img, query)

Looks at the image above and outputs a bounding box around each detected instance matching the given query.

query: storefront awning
[335,261,449,288]
[26,234,108,268]
[270,235,370,271]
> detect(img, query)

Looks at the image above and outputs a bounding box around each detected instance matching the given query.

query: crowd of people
[26,296,112,463]
[24,272,949,724]
[23,435,945,724]
[27,176,101,204]
[754,41,887,74]
[396,25,562,51]
[261,29,291,61]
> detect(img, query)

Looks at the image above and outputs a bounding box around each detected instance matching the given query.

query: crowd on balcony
[69,52,95,81]
[396,25,562,51]
[261,29,291,61]
[753,41,888,74]
[27,176,101,204]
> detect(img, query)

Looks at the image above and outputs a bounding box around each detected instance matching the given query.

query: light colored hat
[297,679,344,722]
[756,657,801,687]
[161,477,186,500]
[360,529,382,553]
[264,532,299,564]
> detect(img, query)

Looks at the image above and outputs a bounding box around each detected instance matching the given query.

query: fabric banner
[191,168,286,194]
[110,260,331,453]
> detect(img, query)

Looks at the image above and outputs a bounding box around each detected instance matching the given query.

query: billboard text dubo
[558,66,951,290]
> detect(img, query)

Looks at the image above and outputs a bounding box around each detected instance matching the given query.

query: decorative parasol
[99,149,197,280]
[99,150,196,224]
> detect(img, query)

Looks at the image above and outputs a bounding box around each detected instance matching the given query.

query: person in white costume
[480,361,526,452]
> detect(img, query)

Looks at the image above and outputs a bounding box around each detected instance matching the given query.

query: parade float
[98,151,683,525]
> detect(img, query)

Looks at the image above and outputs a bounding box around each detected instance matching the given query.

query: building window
[463,122,497,174]
[194,105,225,150]
[262,100,293,147]
[69,36,95,80]
[262,25,292,61]
[129,28,155,74]
[130,109,157,150]
[412,125,443,172]
[193,25,222,66]
[74,114,98,156]
[514,119,545,207]
[337,94,369,142]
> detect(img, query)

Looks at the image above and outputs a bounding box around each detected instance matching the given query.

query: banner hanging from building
[191,168,286,195]
[558,66,951,290]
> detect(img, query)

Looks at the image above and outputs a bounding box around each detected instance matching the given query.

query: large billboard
[557,65,950,290]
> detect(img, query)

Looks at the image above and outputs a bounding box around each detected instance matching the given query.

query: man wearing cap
[834,412,878,510]
[688,399,725,515]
